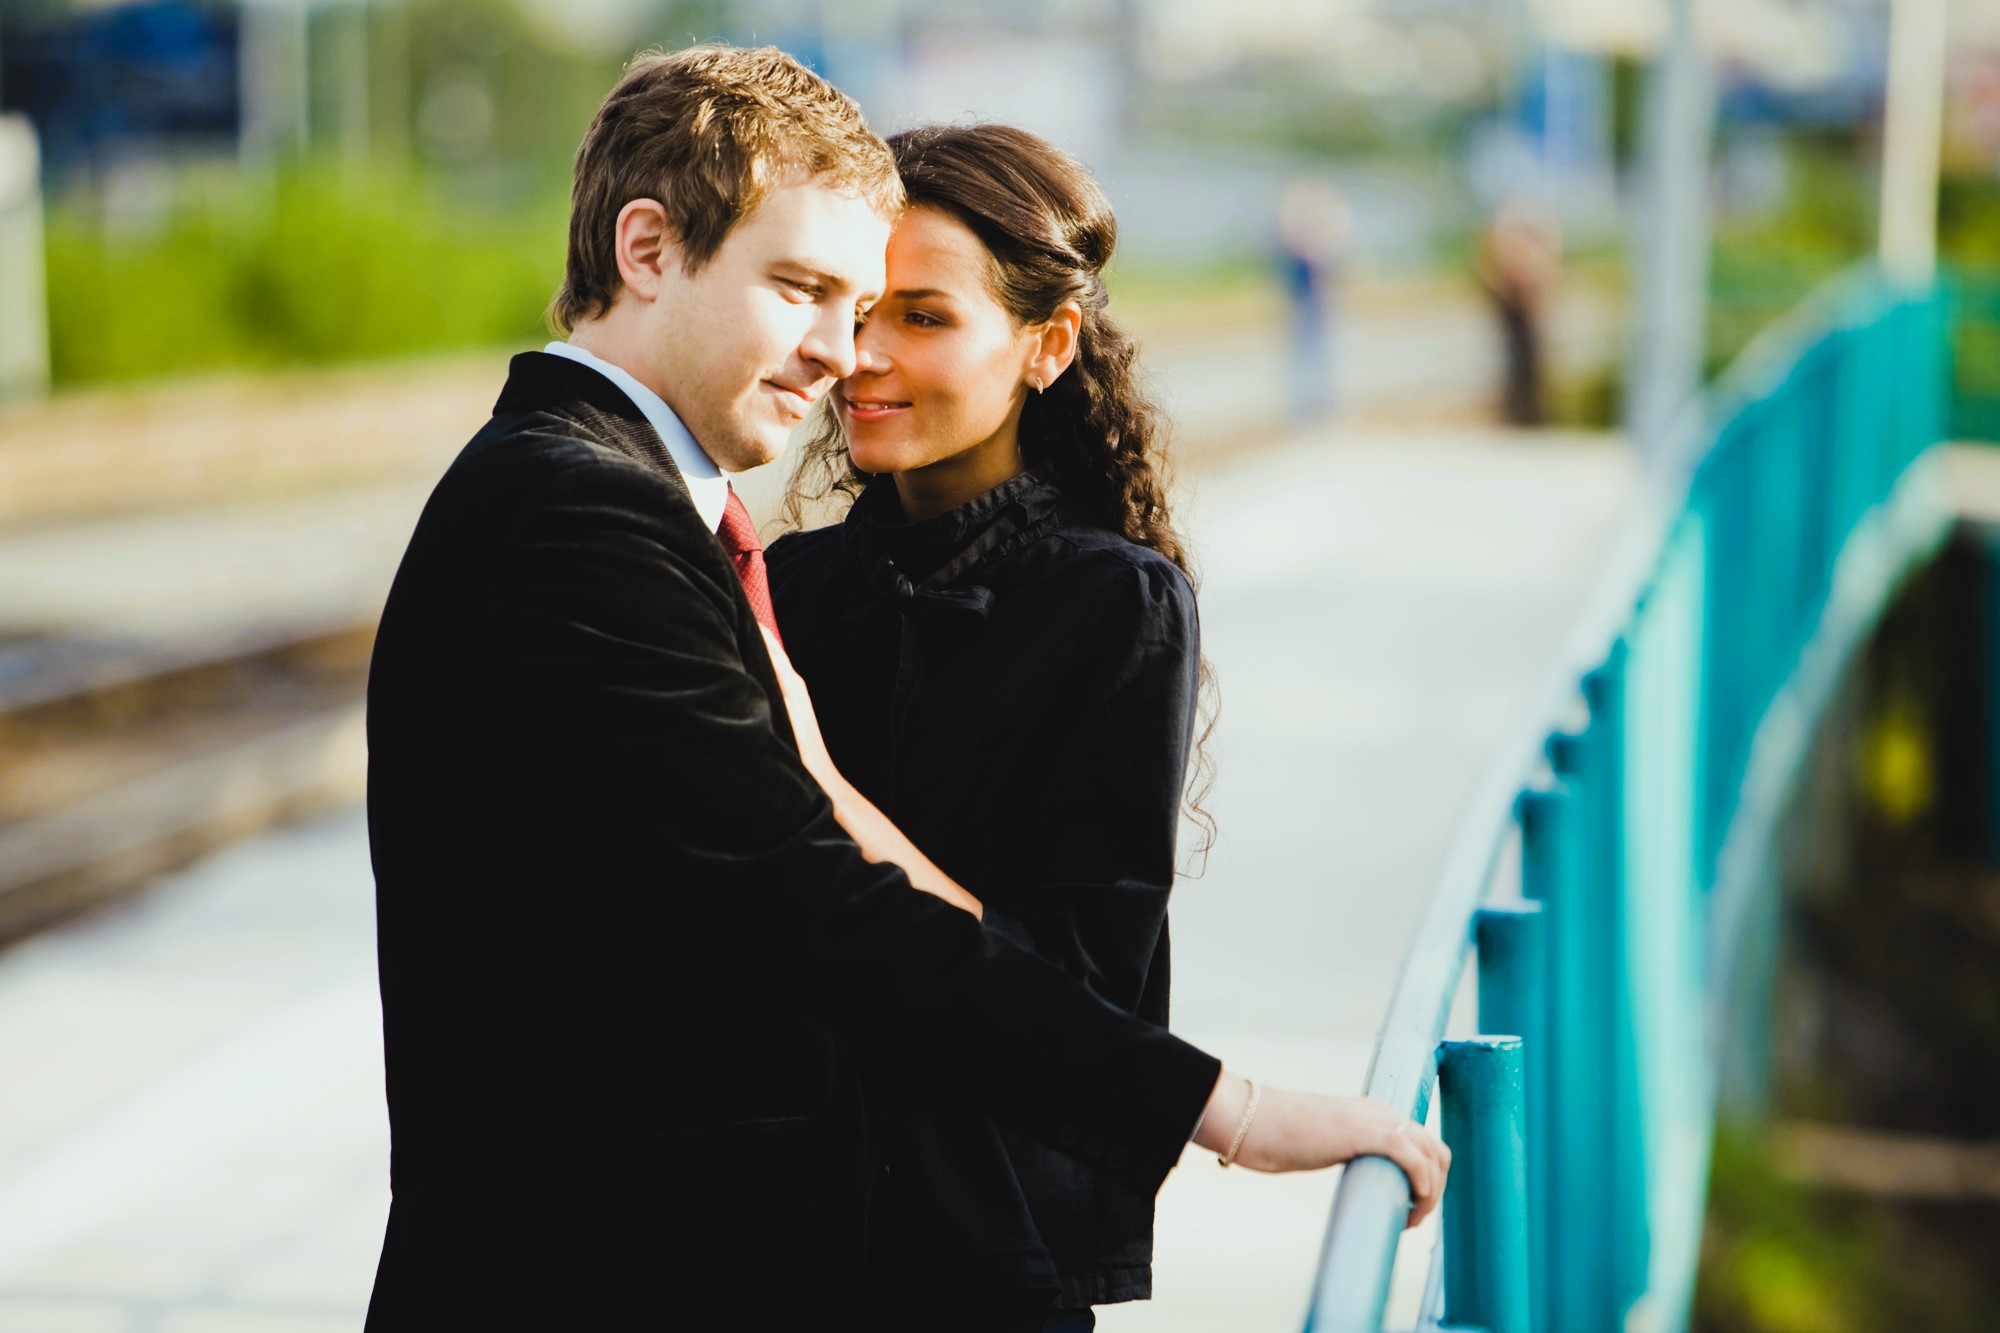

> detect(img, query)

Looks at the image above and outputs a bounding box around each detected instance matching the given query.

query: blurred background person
[1274,174,1351,423]
[1474,201,1561,428]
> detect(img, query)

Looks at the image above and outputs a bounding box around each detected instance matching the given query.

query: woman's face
[834,206,1043,479]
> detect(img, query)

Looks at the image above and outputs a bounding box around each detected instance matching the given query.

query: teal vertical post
[1438,1037,1531,1333]
[1549,722,1628,1333]
[1476,903,1548,1333]
[1587,648,1650,1326]
[1517,783,1595,1332]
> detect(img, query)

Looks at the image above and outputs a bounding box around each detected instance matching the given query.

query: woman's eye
[905,311,941,328]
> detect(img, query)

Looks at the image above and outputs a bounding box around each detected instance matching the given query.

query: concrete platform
[0,423,1636,1330]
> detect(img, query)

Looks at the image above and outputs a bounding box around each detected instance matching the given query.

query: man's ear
[1030,301,1083,390]
[613,199,676,301]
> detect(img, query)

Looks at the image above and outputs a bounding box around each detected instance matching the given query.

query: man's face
[647,180,890,473]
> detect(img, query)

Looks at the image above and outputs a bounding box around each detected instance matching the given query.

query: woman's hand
[759,627,983,919]
[1192,1072,1451,1228]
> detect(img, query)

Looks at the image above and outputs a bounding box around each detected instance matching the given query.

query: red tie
[716,488,782,643]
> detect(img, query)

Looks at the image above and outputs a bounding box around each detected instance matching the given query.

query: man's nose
[801,307,858,381]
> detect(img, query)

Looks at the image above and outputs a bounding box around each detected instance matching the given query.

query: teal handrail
[1304,264,1953,1333]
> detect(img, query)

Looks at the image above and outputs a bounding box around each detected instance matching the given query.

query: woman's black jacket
[767,463,1201,1312]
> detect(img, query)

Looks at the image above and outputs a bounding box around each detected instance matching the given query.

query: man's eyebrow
[770,260,850,291]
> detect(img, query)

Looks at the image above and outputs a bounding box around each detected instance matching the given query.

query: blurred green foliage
[36,0,733,388]
[1103,251,1273,310]
[1707,139,1873,377]
[1704,137,2000,441]
[1938,176,2000,438]
[46,165,563,385]
[1694,1124,2000,1333]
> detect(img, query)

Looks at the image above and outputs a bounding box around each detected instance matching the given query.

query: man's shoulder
[437,408,704,537]
[452,407,651,487]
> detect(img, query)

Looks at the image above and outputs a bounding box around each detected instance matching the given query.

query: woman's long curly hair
[780,122,1217,864]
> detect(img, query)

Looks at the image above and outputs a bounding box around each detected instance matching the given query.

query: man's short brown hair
[550,45,902,333]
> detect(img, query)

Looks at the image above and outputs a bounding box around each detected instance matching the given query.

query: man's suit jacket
[362,353,1221,1328]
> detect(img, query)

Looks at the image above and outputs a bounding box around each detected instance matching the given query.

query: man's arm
[483,449,1217,1191]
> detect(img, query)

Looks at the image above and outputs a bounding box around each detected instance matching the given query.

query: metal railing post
[1474,903,1547,1333]
[1516,782,1592,1331]
[1438,1037,1531,1333]
[1583,651,1649,1328]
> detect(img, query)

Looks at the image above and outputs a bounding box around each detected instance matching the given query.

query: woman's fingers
[1380,1135,1430,1224]
[1392,1134,1437,1226]
[1389,1120,1450,1230]
[1339,1100,1441,1229]
[1430,1130,1454,1179]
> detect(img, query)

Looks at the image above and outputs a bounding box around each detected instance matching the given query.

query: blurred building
[1,1,242,177]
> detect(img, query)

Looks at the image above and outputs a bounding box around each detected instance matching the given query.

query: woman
[764,122,1210,1330]
[757,120,1447,1329]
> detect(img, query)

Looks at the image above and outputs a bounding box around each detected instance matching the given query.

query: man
[365,45,1445,1328]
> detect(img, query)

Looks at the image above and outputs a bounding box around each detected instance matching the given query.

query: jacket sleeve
[483,449,1219,1189]
[980,555,1201,1015]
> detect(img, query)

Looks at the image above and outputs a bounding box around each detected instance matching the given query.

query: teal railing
[1303,266,1954,1333]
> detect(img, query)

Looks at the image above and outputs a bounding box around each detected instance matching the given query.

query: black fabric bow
[886,571,997,622]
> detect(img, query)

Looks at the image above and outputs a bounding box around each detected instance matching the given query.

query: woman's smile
[840,390,913,424]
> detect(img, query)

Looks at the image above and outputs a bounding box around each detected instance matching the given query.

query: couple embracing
[364,44,1447,1332]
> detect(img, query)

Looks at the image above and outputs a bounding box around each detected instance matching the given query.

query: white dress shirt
[542,340,732,534]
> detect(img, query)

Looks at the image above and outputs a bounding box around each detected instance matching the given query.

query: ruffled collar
[843,462,1066,587]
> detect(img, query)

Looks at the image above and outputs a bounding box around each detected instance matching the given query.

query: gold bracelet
[1217,1078,1260,1168]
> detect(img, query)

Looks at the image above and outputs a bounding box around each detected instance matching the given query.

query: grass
[44,162,563,388]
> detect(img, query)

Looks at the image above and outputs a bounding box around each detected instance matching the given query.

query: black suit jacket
[362,353,1221,1329]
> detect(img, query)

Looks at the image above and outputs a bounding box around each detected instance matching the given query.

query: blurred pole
[1879,0,1947,289]
[1542,44,1617,223]
[332,3,371,169]
[1542,43,1571,199]
[1625,0,1715,461]
[240,0,311,169]
[290,2,311,150]
[373,0,411,163]
[0,115,50,404]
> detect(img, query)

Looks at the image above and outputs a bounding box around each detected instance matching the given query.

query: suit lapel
[494,352,694,505]
[492,352,796,751]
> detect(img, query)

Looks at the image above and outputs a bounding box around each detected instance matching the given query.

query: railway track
[0,620,373,947]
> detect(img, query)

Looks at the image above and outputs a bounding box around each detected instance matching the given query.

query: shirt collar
[542,341,731,533]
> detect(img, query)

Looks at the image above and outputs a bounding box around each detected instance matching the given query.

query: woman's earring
[1029,376,1044,395]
